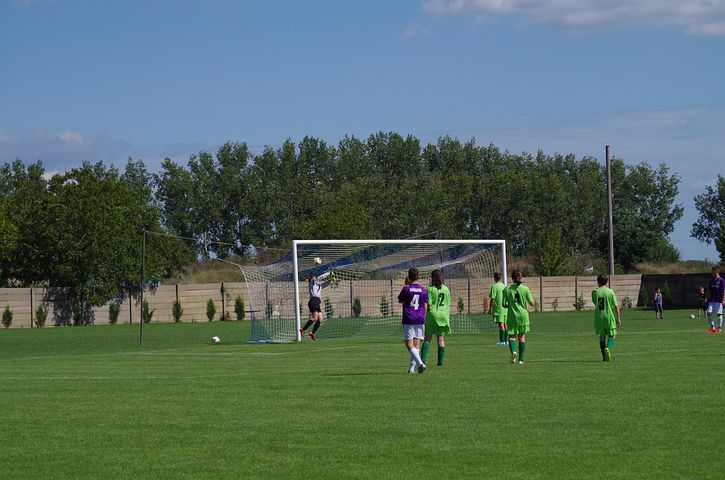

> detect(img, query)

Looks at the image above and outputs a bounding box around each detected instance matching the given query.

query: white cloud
[423,0,725,35]
[403,24,430,38]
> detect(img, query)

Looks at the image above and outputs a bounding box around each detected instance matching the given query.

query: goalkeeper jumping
[299,269,338,341]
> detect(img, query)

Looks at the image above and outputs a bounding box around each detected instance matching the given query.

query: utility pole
[606,145,615,278]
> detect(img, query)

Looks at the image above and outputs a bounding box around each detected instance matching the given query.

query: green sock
[607,337,615,350]
[519,342,526,362]
[437,346,445,365]
[509,339,516,354]
[501,331,507,343]
[421,341,430,363]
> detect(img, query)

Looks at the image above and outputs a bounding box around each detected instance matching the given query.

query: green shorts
[507,316,530,335]
[426,322,451,336]
[595,325,617,337]
[492,313,507,324]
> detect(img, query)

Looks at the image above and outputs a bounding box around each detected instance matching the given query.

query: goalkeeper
[299,269,337,341]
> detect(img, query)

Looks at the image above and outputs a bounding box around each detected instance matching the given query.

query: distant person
[706,266,725,334]
[422,269,451,367]
[591,274,622,362]
[654,288,664,320]
[502,269,535,365]
[299,269,337,341]
[696,286,707,319]
[398,268,429,373]
[488,272,508,345]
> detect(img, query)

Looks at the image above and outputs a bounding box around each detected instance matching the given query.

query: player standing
[488,272,508,345]
[421,269,451,367]
[398,268,429,374]
[503,269,535,364]
[706,265,725,334]
[299,270,336,341]
[591,274,622,362]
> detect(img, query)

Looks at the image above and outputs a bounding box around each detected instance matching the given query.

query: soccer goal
[239,240,506,343]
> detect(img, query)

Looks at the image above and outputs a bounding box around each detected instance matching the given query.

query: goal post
[243,239,506,343]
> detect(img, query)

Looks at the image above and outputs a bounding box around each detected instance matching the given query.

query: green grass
[1,310,723,479]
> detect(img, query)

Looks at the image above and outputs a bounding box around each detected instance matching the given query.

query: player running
[299,270,337,341]
[488,272,508,345]
[591,274,622,362]
[706,265,725,334]
[421,269,451,367]
[503,269,535,364]
[398,268,429,374]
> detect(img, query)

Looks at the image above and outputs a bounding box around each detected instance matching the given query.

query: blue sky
[1,0,724,260]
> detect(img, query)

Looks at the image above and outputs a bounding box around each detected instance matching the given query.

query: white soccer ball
[313,257,322,265]
[211,336,220,344]
[690,314,696,319]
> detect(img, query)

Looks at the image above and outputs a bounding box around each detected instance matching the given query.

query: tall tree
[691,174,725,262]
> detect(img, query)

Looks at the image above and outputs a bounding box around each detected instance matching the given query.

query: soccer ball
[690,314,696,319]
[211,336,220,344]
[313,257,322,265]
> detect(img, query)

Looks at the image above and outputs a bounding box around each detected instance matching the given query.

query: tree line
[1,132,721,324]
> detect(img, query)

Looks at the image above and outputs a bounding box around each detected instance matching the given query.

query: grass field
[1,309,723,479]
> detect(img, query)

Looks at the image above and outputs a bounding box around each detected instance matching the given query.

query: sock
[708,316,715,327]
[607,337,615,350]
[302,320,314,331]
[408,356,416,373]
[599,340,607,360]
[519,342,526,362]
[421,341,431,363]
[501,331,507,343]
[719,315,723,329]
[311,320,321,333]
[410,347,423,366]
[509,339,516,355]
[437,346,445,365]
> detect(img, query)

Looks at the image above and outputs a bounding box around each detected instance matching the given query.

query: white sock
[410,347,424,366]
[408,357,416,373]
[709,316,715,327]
[719,315,723,329]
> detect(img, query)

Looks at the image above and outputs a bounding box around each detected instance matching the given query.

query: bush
[639,284,649,308]
[662,282,671,306]
[457,297,465,315]
[573,293,586,311]
[172,300,183,323]
[234,296,245,321]
[324,298,335,319]
[551,297,559,312]
[35,304,48,327]
[621,295,633,308]
[206,298,216,321]
[142,300,154,324]
[352,297,362,318]
[265,300,274,318]
[2,305,13,328]
[379,295,391,317]
[108,303,120,325]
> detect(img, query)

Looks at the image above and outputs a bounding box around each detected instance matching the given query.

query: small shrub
[35,304,48,327]
[379,295,391,317]
[352,297,362,318]
[142,300,154,324]
[172,300,183,323]
[206,298,216,321]
[108,303,120,325]
[621,295,633,308]
[2,305,13,328]
[457,297,465,315]
[573,293,586,311]
[662,282,671,306]
[551,297,559,312]
[234,296,245,321]
[639,284,649,308]
[324,298,335,319]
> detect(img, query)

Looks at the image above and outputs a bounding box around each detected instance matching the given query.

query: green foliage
[691,175,725,261]
[639,284,649,308]
[108,302,120,325]
[34,303,48,328]
[206,298,216,322]
[323,298,335,319]
[172,300,184,323]
[621,295,633,308]
[457,296,465,315]
[533,226,575,276]
[379,295,391,318]
[234,296,245,321]
[573,293,586,311]
[352,297,362,318]
[142,300,154,324]
[2,305,13,328]
[661,282,671,307]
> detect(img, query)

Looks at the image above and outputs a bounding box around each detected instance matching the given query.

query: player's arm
[615,304,622,327]
[397,288,406,304]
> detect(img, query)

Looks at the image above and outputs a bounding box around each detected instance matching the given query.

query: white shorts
[403,324,424,340]
[707,302,724,315]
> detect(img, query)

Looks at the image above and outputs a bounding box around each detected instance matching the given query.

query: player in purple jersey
[397,268,429,374]
[706,265,725,334]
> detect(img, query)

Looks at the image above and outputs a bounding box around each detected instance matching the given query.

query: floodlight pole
[606,145,615,279]
[140,229,145,347]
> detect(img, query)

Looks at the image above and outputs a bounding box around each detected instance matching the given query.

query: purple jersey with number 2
[398,283,429,325]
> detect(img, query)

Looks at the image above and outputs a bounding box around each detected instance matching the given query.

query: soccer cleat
[717,329,722,334]
[418,363,426,374]
[511,351,518,364]
[519,361,525,365]
[708,328,716,333]
[408,369,415,375]
[604,347,612,362]
[299,329,305,338]
[309,332,317,342]
[437,362,443,367]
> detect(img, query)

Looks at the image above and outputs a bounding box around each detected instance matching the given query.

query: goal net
[240,240,506,343]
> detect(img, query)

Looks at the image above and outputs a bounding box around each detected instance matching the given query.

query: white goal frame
[292,239,507,342]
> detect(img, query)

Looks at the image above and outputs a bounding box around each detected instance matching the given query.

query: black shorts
[308,297,322,314]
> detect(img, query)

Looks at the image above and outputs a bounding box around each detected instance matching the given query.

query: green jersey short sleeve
[426,284,451,327]
[504,283,533,325]
[489,281,508,318]
[592,287,618,335]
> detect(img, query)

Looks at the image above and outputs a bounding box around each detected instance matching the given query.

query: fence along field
[0,275,643,328]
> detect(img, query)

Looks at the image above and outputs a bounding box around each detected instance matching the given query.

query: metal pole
[606,145,615,279]
[140,230,145,347]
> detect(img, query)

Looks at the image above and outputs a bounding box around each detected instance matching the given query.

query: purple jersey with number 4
[398,283,429,325]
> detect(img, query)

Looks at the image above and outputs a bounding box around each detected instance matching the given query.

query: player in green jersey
[421,269,451,367]
[488,272,508,345]
[503,269,535,364]
[591,274,622,362]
